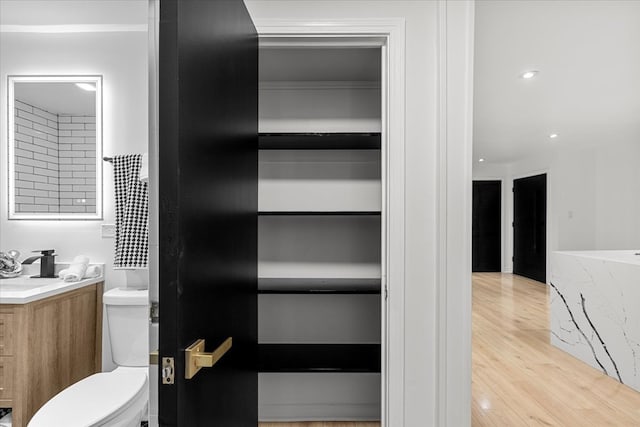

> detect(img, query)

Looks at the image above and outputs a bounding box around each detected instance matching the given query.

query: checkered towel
[113,154,149,268]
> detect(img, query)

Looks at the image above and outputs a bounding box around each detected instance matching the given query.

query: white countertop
[554,250,640,266]
[0,275,104,304]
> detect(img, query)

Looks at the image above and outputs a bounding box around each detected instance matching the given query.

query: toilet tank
[104,288,149,367]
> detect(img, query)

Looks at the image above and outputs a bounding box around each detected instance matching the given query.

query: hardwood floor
[260,273,640,426]
[473,273,640,426]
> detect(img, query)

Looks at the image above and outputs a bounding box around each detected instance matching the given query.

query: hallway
[472,273,640,425]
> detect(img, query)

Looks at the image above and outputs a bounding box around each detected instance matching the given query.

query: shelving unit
[258,45,382,422]
[258,278,381,294]
[259,132,381,150]
[259,344,381,373]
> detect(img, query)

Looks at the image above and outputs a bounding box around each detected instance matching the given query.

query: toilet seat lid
[28,370,147,427]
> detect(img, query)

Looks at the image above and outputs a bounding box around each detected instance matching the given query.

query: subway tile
[60,191,86,198]
[48,206,60,213]
[18,172,48,183]
[48,120,58,128]
[59,150,84,158]
[73,171,95,178]
[17,157,47,169]
[58,116,72,123]
[73,185,95,191]
[15,180,34,189]
[35,182,58,192]
[15,164,34,174]
[72,116,96,123]
[14,100,34,113]
[26,204,50,212]
[47,148,59,157]
[18,141,47,154]
[59,164,85,171]
[59,144,72,151]
[59,198,72,205]
[34,168,58,178]
[60,178,86,185]
[17,109,47,125]
[73,158,95,165]
[17,125,47,139]
[48,177,59,185]
[59,130,72,137]
[59,185,72,191]
[60,205,87,213]
[59,123,85,130]
[18,188,49,197]
[15,148,33,159]
[15,117,33,128]
[85,164,96,171]
[46,134,58,143]
[59,157,72,164]
[33,122,58,137]
[15,195,35,204]
[33,152,58,164]
[14,132,33,143]
[59,171,73,178]
[85,123,96,130]
[35,197,58,205]
[72,130,95,137]
[32,107,57,123]
[32,138,57,151]
[46,164,59,173]
[59,137,85,144]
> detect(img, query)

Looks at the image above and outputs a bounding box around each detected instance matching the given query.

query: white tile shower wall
[14,99,60,213]
[58,115,96,213]
[13,101,97,214]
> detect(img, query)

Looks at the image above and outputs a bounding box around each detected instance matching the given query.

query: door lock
[162,357,175,384]
[184,337,233,379]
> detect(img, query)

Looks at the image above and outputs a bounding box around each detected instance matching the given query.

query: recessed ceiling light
[478,158,485,163]
[520,70,538,79]
[549,133,558,139]
[75,83,96,91]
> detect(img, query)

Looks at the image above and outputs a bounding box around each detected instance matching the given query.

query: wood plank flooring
[473,273,640,426]
[260,273,640,426]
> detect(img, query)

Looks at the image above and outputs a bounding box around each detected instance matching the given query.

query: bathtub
[550,250,640,391]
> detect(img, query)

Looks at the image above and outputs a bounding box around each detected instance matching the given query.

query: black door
[513,174,547,283]
[158,0,258,425]
[472,180,501,272]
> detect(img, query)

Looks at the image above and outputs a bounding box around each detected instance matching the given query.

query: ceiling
[0,0,147,26]
[473,0,640,164]
[15,82,96,116]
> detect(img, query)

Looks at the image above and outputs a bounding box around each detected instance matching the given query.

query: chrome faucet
[22,249,57,278]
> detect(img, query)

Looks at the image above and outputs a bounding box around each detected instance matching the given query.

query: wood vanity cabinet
[0,282,103,427]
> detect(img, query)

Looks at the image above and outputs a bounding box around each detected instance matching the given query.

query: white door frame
[255,3,475,424]
[255,17,405,426]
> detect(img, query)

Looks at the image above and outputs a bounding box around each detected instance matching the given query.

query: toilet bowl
[29,288,149,427]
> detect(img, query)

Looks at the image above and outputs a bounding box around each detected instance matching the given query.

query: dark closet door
[158,0,258,425]
[472,180,501,272]
[513,174,547,283]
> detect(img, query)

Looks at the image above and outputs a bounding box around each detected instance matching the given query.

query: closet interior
[258,44,384,421]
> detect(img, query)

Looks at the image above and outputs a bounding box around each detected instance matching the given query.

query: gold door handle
[184,337,232,379]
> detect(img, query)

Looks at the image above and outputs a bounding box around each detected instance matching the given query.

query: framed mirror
[7,75,103,219]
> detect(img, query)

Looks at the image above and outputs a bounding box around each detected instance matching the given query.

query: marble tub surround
[550,250,640,391]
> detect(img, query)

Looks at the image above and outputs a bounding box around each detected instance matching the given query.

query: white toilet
[29,288,149,427]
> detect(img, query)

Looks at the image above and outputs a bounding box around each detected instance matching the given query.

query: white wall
[473,141,640,276]
[245,1,444,424]
[0,30,148,371]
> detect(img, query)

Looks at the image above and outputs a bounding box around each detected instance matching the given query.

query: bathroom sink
[0,276,61,286]
[1,283,49,291]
